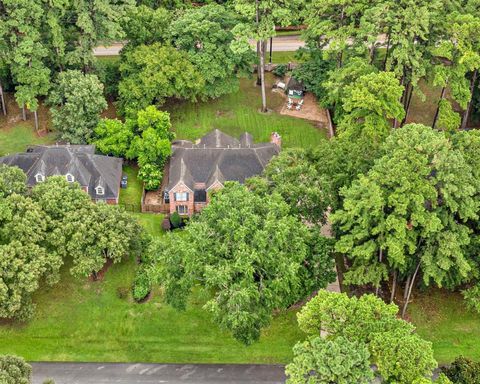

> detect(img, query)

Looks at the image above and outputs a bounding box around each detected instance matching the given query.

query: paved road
[93,35,305,56]
[31,362,287,384]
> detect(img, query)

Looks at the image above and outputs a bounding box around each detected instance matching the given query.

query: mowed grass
[0,124,54,157]
[119,164,143,212]
[0,256,303,363]
[167,74,328,148]
[408,289,480,364]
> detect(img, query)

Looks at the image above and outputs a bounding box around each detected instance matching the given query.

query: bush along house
[0,144,123,204]
[164,130,281,216]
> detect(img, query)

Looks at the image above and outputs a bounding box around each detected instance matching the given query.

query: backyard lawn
[0,124,54,157]
[408,289,480,364]
[167,74,328,148]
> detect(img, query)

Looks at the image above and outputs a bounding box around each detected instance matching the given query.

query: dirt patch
[0,93,52,133]
[279,92,330,127]
[88,258,113,282]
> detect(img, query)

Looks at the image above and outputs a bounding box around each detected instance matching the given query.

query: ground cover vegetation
[0,355,53,384]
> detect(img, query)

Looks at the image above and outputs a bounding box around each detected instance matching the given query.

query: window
[164,191,170,203]
[175,192,189,202]
[66,173,75,183]
[176,205,188,215]
[35,173,45,183]
[95,186,105,196]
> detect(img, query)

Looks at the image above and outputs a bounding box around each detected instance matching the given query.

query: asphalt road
[93,35,305,56]
[31,362,287,384]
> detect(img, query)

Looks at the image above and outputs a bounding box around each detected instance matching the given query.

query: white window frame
[35,173,45,183]
[95,186,105,196]
[176,205,188,215]
[66,173,75,183]
[175,192,188,202]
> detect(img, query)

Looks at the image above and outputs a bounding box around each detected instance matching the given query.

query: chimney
[270,132,282,148]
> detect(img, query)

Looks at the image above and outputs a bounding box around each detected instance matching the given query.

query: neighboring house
[164,129,281,216]
[0,144,122,204]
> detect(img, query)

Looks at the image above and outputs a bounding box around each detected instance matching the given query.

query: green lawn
[270,51,302,64]
[0,256,303,363]
[0,124,54,157]
[409,289,480,364]
[168,75,327,148]
[132,212,165,238]
[119,165,143,212]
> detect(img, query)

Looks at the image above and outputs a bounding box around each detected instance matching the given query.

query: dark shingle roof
[167,130,280,191]
[0,145,122,200]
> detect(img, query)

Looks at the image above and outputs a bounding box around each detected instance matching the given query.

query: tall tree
[148,182,335,344]
[1,0,50,130]
[169,4,254,100]
[0,164,27,197]
[231,0,302,112]
[48,70,107,144]
[118,43,204,117]
[332,124,478,313]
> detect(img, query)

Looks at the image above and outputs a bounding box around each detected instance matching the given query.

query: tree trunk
[22,105,26,121]
[403,274,411,301]
[33,110,39,131]
[394,76,406,128]
[383,32,391,71]
[390,270,397,303]
[269,37,273,64]
[0,82,6,115]
[369,44,376,65]
[259,39,268,112]
[256,41,261,85]
[401,84,414,126]
[402,261,421,318]
[375,247,383,296]
[432,86,447,129]
[461,69,478,130]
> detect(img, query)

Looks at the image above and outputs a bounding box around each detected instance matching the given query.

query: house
[0,144,122,204]
[164,130,281,216]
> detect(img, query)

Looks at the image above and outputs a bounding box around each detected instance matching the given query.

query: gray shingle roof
[167,130,280,191]
[0,145,122,200]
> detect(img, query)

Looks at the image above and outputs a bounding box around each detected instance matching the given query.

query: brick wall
[169,183,194,216]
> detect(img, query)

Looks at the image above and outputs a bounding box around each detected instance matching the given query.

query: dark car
[121,175,128,189]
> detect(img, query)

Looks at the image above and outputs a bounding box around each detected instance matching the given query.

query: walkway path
[31,362,286,384]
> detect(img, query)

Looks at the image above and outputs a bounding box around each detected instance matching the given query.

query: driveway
[31,362,287,384]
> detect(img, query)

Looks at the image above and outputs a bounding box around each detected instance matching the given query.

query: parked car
[121,175,128,189]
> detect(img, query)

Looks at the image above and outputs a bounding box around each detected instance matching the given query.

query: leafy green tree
[442,356,480,384]
[0,165,27,197]
[1,0,50,129]
[63,204,143,278]
[297,291,413,343]
[138,163,163,190]
[231,0,302,112]
[169,4,254,100]
[0,355,31,384]
[118,43,204,117]
[93,118,134,157]
[412,374,452,384]
[48,70,107,144]
[332,124,478,314]
[126,106,174,167]
[337,71,405,141]
[292,48,335,101]
[371,330,437,383]
[285,336,373,384]
[296,291,438,384]
[123,5,171,49]
[149,182,334,344]
[0,194,62,319]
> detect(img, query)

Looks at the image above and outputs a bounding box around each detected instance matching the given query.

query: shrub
[170,211,182,229]
[95,59,121,100]
[133,269,151,302]
[138,163,162,191]
[442,356,480,384]
[273,64,288,77]
[462,285,480,314]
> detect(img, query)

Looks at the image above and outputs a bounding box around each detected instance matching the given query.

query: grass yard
[168,74,328,148]
[0,124,54,157]
[0,256,303,363]
[270,51,303,64]
[119,164,143,212]
[409,289,480,364]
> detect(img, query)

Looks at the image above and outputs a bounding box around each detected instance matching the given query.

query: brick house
[164,130,281,216]
[0,144,122,204]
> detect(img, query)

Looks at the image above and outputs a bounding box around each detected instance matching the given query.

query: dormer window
[66,173,75,183]
[95,186,105,196]
[35,173,45,183]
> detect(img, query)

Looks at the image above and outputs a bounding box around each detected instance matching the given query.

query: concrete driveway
[31,362,287,384]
